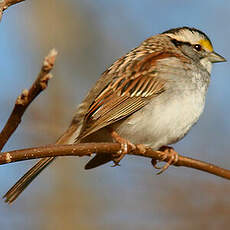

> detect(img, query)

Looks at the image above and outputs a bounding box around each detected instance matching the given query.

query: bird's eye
[194,44,202,51]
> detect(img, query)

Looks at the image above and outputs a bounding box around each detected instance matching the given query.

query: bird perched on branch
[4,26,226,203]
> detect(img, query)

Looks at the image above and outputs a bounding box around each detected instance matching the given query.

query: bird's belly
[115,91,205,149]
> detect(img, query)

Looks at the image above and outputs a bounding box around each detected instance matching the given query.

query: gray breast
[115,63,210,149]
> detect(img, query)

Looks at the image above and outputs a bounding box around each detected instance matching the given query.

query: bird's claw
[111,141,135,167]
[151,146,179,174]
[108,128,136,167]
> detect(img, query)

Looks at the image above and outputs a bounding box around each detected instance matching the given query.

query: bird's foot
[108,127,136,167]
[151,146,179,174]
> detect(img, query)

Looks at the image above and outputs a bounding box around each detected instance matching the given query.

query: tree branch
[1,143,230,180]
[0,0,229,200]
[0,0,25,20]
[0,49,58,151]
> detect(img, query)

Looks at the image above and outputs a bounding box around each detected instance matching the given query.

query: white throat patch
[200,58,212,74]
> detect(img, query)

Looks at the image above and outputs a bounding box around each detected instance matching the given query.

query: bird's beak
[208,51,227,63]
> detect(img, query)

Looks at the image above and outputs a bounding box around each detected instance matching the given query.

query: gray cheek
[180,45,200,61]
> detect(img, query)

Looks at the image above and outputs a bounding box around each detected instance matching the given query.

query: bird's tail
[3,157,55,203]
[3,124,79,204]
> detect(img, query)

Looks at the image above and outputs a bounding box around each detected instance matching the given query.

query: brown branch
[0,143,230,180]
[0,0,25,20]
[0,49,58,151]
[0,0,228,195]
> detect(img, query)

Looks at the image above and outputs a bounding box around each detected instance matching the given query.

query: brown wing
[77,51,181,140]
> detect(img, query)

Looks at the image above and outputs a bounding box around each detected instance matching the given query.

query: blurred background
[0,0,230,229]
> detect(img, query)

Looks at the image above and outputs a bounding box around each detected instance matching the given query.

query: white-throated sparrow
[4,27,226,203]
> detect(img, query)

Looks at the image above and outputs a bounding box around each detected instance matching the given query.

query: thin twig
[0,0,229,200]
[0,0,25,20]
[0,49,58,151]
[0,143,230,180]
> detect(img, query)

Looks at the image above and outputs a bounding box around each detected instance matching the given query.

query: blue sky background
[0,1,230,229]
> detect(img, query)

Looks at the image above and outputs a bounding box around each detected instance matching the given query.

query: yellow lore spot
[199,39,213,52]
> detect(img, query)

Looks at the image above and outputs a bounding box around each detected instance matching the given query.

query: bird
[3,26,226,203]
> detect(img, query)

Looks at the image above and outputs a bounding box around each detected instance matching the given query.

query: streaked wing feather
[77,52,173,140]
[81,96,147,138]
